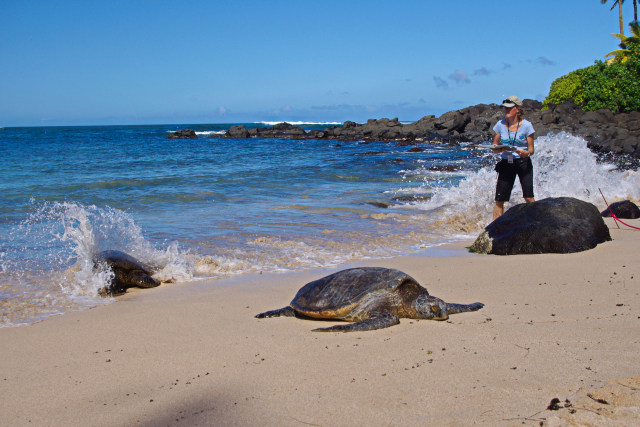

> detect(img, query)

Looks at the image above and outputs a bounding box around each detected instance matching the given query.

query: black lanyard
[507,120,521,144]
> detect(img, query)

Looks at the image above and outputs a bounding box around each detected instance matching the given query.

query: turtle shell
[94,250,159,295]
[290,267,426,320]
[95,250,150,271]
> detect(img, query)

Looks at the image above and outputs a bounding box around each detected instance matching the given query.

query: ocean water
[1,124,639,327]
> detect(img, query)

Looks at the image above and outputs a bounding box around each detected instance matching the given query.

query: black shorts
[494,158,534,202]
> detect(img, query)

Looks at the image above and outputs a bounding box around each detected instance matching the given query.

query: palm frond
[605,48,630,58]
[609,0,623,11]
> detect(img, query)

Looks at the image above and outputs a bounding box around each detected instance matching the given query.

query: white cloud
[448,70,470,84]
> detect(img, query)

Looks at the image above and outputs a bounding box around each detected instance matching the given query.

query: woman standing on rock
[491,95,535,220]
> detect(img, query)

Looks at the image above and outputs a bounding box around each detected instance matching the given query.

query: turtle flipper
[312,311,400,332]
[255,306,297,318]
[445,302,484,314]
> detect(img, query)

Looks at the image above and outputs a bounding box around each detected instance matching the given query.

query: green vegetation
[605,20,640,61]
[542,21,640,113]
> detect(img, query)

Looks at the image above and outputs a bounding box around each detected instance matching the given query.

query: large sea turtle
[94,250,160,296]
[255,267,484,332]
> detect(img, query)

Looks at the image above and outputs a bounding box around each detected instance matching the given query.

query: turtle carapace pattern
[255,267,483,332]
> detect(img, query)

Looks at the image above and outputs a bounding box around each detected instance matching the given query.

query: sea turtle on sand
[94,250,160,296]
[255,267,484,332]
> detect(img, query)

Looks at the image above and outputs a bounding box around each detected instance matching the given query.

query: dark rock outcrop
[206,99,640,158]
[225,125,251,138]
[470,197,611,255]
[166,129,197,139]
[601,200,640,219]
[532,103,640,159]
[213,122,312,140]
[259,122,308,138]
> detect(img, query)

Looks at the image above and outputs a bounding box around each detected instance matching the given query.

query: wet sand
[1,217,639,426]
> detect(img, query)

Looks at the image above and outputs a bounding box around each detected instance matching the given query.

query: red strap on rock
[599,188,640,231]
[608,211,640,230]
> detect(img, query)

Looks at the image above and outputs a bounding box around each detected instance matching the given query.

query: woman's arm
[491,132,509,153]
[516,134,535,157]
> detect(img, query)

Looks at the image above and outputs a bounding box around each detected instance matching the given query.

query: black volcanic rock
[601,200,640,219]
[217,100,640,158]
[470,197,611,255]
[258,122,307,137]
[219,122,309,139]
[166,129,197,139]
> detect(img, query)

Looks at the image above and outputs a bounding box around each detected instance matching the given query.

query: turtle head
[414,294,449,320]
[130,271,160,288]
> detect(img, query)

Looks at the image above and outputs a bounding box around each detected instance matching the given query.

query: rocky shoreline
[169,100,640,159]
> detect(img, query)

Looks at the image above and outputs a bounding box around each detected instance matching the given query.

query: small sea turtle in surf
[94,250,160,296]
[255,267,484,332]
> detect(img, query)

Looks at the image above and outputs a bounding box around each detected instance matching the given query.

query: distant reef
[168,100,640,159]
[166,129,197,139]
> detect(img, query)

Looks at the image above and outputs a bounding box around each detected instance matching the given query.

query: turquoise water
[1,124,638,326]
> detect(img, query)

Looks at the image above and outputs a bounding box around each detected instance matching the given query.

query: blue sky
[1,0,635,126]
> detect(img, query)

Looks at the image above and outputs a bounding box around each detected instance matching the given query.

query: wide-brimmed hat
[501,96,523,108]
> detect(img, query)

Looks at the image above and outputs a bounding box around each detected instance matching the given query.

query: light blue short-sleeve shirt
[493,119,535,159]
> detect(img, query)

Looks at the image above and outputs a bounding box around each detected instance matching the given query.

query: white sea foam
[164,130,225,135]
[0,202,194,327]
[195,130,225,135]
[404,132,640,234]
